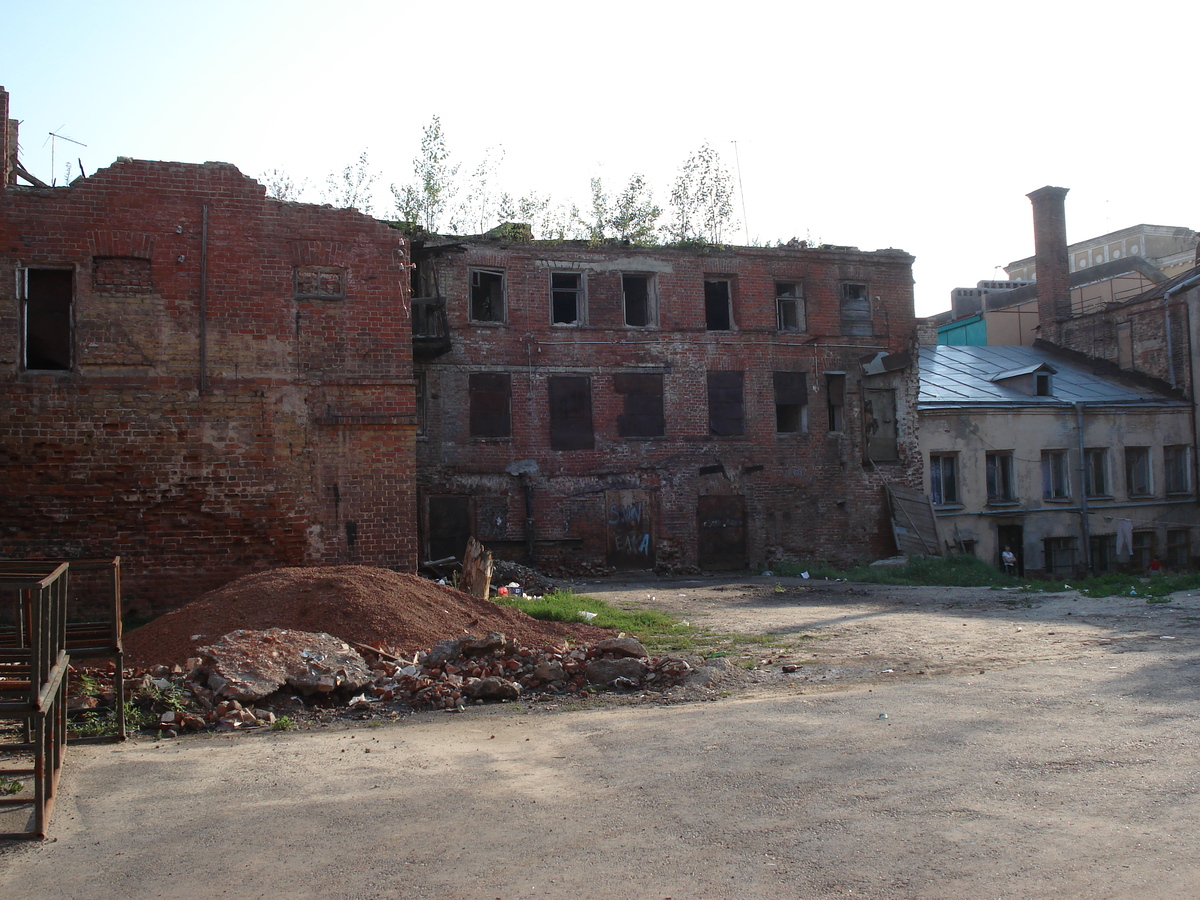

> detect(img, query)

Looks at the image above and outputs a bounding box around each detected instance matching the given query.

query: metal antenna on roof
[47,129,87,186]
[731,140,749,245]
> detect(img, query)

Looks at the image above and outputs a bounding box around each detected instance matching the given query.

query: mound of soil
[123,566,613,669]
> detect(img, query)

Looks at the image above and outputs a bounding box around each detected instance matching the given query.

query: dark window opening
[469,373,512,438]
[840,283,872,336]
[987,451,1016,502]
[1131,531,1155,570]
[549,375,594,450]
[22,268,73,371]
[930,453,959,505]
[470,269,505,322]
[1084,448,1108,497]
[1035,372,1052,396]
[551,272,583,325]
[614,373,665,437]
[826,373,846,432]
[705,278,732,331]
[773,371,807,433]
[707,371,744,436]
[1167,529,1190,568]
[623,275,653,327]
[776,281,805,332]
[1125,447,1151,497]
[1043,536,1077,575]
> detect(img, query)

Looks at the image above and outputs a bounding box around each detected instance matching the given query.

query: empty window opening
[826,373,846,432]
[549,375,594,450]
[773,371,808,433]
[614,373,665,438]
[1035,372,1052,396]
[930,453,959,505]
[1042,450,1070,500]
[776,281,805,332]
[707,371,745,436]
[470,269,505,322]
[705,278,732,331]
[21,268,73,371]
[427,495,473,562]
[469,373,512,438]
[840,283,872,336]
[551,272,583,325]
[622,275,654,327]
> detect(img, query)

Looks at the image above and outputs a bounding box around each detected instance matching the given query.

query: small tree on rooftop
[391,115,460,232]
[321,150,380,215]
[665,143,737,245]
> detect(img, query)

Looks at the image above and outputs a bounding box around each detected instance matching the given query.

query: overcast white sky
[4,0,1197,316]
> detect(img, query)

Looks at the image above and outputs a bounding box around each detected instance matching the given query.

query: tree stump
[460,537,493,600]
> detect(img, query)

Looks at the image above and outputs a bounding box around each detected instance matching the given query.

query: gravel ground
[4,573,1200,900]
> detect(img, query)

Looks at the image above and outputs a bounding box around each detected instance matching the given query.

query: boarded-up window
[862,388,897,462]
[840,283,872,336]
[470,269,505,322]
[773,371,807,433]
[469,373,511,437]
[549,375,594,450]
[1116,321,1133,369]
[705,278,732,331]
[623,275,654,327]
[614,373,665,437]
[21,268,73,371]
[708,371,744,436]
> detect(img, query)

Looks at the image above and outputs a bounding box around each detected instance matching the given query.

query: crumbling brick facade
[1,157,417,612]
[414,236,920,573]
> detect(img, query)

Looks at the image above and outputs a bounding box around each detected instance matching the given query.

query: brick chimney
[1027,185,1071,340]
[1,86,12,186]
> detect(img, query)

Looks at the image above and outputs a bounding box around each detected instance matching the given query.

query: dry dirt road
[3,574,1200,900]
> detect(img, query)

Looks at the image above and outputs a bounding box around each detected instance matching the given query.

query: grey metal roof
[919,345,1183,408]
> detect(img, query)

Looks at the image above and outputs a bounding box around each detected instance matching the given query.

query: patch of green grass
[271,716,296,732]
[498,589,693,654]
[0,776,22,795]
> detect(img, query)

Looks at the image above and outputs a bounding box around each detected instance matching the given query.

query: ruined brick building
[412,232,921,572]
[0,88,417,611]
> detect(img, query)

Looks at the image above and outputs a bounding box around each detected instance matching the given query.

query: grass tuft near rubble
[495,589,694,654]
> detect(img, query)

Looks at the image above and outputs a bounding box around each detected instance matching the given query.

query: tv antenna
[46,127,87,185]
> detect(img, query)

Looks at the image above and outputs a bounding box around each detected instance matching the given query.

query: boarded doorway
[697,495,747,570]
[606,489,655,569]
[427,495,472,562]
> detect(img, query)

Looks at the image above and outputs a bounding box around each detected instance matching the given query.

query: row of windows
[1040,530,1190,574]
[469,268,873,335]
[930,445,1192,506]
[421,371,860,449]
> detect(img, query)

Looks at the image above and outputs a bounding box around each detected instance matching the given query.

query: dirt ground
[4,573,1200,899]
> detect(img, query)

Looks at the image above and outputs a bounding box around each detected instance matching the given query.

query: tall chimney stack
[1,86,12,186]
[1027,185,1071,341]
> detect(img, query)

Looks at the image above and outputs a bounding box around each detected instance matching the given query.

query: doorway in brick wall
[606,489,655,569]
[427,495,473,563]
[697,495,747,570]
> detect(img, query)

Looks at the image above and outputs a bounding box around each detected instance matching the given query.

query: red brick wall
[1,159,416,613]
[416,239,920,572]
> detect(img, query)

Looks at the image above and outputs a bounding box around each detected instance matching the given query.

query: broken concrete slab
[199,628,373,702]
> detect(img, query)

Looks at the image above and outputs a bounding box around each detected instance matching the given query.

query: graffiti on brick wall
[606,489,654,568]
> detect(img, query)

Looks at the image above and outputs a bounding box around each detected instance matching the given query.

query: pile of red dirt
[123,566,613,670]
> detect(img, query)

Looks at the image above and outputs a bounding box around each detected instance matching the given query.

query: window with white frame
[930,453,959,505]
[1042,450,1070,500]
[1164,445,1190,494]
